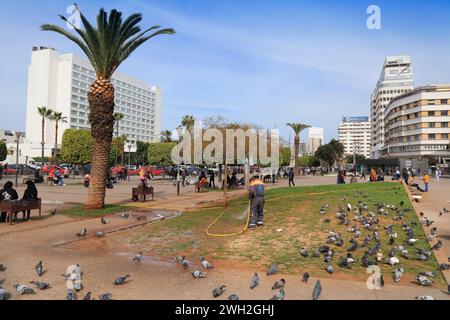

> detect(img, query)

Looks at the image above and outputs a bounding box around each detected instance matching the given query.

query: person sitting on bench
[22,180,38,221]
[34,168,44,184]
[0,181,19,223]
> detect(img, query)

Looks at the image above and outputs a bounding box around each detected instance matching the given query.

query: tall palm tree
[49,111,68,165]
[37,107,53,174]
[113,112,124,166]
[286,123,311,172]
[181,115,195,133]
[42,8,175,209]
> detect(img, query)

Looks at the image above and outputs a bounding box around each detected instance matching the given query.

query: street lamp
[128,143,132,182]
[14,131,23,187]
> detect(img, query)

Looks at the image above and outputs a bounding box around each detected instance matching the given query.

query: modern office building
[383,84,450,164]
[305,127,323,156]
[338,117,372,159]
[370,55,415,159]
[25,47,162,158]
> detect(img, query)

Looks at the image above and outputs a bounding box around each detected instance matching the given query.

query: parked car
[42,165,65,175]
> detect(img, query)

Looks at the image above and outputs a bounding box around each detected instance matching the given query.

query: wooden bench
[132,187,154,202]
[0,199,42,225]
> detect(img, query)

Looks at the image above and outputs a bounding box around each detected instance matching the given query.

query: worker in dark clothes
[248,175,265,229]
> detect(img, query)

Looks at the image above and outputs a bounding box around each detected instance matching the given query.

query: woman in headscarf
[0,181,19,222]
[22,180,38,221]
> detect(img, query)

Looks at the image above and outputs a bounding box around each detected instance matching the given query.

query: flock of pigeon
[1,194,450,300]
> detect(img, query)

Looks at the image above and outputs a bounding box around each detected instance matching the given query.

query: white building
[338,117,372,159]
[25,47,162,158]
[370,55,415,159]
[306,127,323,156]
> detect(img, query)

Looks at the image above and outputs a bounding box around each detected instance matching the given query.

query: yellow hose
[206,202,251,237]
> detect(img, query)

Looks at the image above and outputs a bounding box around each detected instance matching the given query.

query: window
[429,122,436,128]
[442,133,449,139]
[442,122,449,128]
[428,111,435,116]
[428,134,436,140]
[442,110,449,116]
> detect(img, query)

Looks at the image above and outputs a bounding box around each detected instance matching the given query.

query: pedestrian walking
[288,168,295,187]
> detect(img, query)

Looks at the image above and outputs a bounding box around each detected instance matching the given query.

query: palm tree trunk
[294,135,300,173]
[41,117,45,176]
[54,122,59,166]
[85,79,115,210]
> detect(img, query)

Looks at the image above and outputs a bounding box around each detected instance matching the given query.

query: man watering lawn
[248,175,266,230]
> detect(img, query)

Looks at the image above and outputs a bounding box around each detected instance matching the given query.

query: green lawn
[61,204,131,218]
[111,182,445,286]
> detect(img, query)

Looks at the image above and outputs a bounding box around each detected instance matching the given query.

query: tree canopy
[61,129,93,164]
[0,141,7,162]
[148,142,177,166]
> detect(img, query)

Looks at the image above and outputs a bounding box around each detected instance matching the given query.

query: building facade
[338,117,371,159]
[25,47,162,158]
[370,55,415,159]
[306,127,323,156]
[383,84,450,164]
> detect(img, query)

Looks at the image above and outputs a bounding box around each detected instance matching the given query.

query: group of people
[402,168,430,193]
[0,180,38,223]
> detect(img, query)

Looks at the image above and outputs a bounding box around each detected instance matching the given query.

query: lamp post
[14,131,23,187]
[128,144,132,182]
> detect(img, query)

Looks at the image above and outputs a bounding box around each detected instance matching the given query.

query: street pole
[14,132,22,187]
[128,145,131,182]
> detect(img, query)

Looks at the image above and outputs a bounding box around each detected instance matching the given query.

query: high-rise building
[383,84,450,163]
[306,127,323,156]
[370,55,414,159]
[25,47,162,158]
[338,117,372,159]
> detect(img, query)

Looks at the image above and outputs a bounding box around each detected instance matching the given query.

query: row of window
[388,133,449,143]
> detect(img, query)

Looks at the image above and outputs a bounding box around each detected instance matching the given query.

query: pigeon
[415,295,435,300]
[385,257,400,266]
[347,241,358,252]
[416,275,433,286]
[393,268,404,283]
[228,294,239,301]
[83,292,92,300]
[389,237,395,245]
[407,238,418,245]
[14,284,34,295]
[271,279,286,290]
[302,272,310,282]
[133,252,143,262]
[30,281,50,290]
[66,289,77,300]
[270,288,285,301]
[312,250,321,257]
[35,261,44,277]
[440,263,450,270]
[120,213,130,219]
[0,264,5,272]
[400,200,404,207]
[326,265,334,274]
[201,257,214,269]
[77,228,87,237]
[181,256,189,269]
[250,273,260,289]
[300,248,309,258]
[420,271,436,278]
[432,240,443,250]
[101,217,107,225]
[0,288,8,300]
[113,275,130,285]
[192,270,207,279]
[99,293,113,300]
[266,264,279,276]
[212,285,226,298]
[95,231,105,238]
[312,280,322,300]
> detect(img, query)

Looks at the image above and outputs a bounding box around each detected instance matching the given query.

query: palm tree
[37,107,53,173]
[42,8,175,209]
[286,123,311,172]
[113,112,125,166]
[181,115,195,133]
[49,111,68,165]
[160,130,173,142]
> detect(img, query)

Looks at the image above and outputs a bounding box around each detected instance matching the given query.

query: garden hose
[206,202,251,238]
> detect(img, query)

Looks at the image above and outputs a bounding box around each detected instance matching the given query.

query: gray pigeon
[181,256,189,269]
[101,217,107,225]
[66,289,77,300]
[415,295,435,300]
[300,248,309,258]
[271,279,286,290]
[113,275,130,285]
[14,284,34,295]
[250,273,260,289]
[201,257,214,269]
[416,275,433,286]
[326,265,334,274]
[192,270,207,279]
[212,285,226,298]
[96,231,105,238]
[420,271,436,278]
[0,288,9,300]
[228,294,239,301]
[99,293,113,300]
[393,268,404,283]
[77,228,87,237]
[133,252,143,262]
[266,264,279,276]
[83,292,92,300]
[312,280,322,300]
[35,261,44,277]
[302,272,310,282]
[30,281,50,290]
[440,263,450,270]
[432,240,443,250]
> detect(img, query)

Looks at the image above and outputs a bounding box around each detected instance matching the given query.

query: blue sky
[1,0,450,142]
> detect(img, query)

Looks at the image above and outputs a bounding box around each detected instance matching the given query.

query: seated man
[196,177,209,192]
[53,170,65,186]
[0,181,19,222]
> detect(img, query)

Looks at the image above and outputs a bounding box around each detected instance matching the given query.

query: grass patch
[110,182,446,286]
[61,204,131,218]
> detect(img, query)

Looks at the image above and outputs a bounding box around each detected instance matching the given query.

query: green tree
[160,130,173,143]
[148,142,176,166]
[298,155,320,167]
[181,115,195,133]
[61,129,93,165]
[113,112,125,166]
[0,141,7,162]
[286,123,311,172]
[42,8,175,210]
[279,146,292,167]
[136,140,150,165]
[345,154,366,165]
[110,135,127,166]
